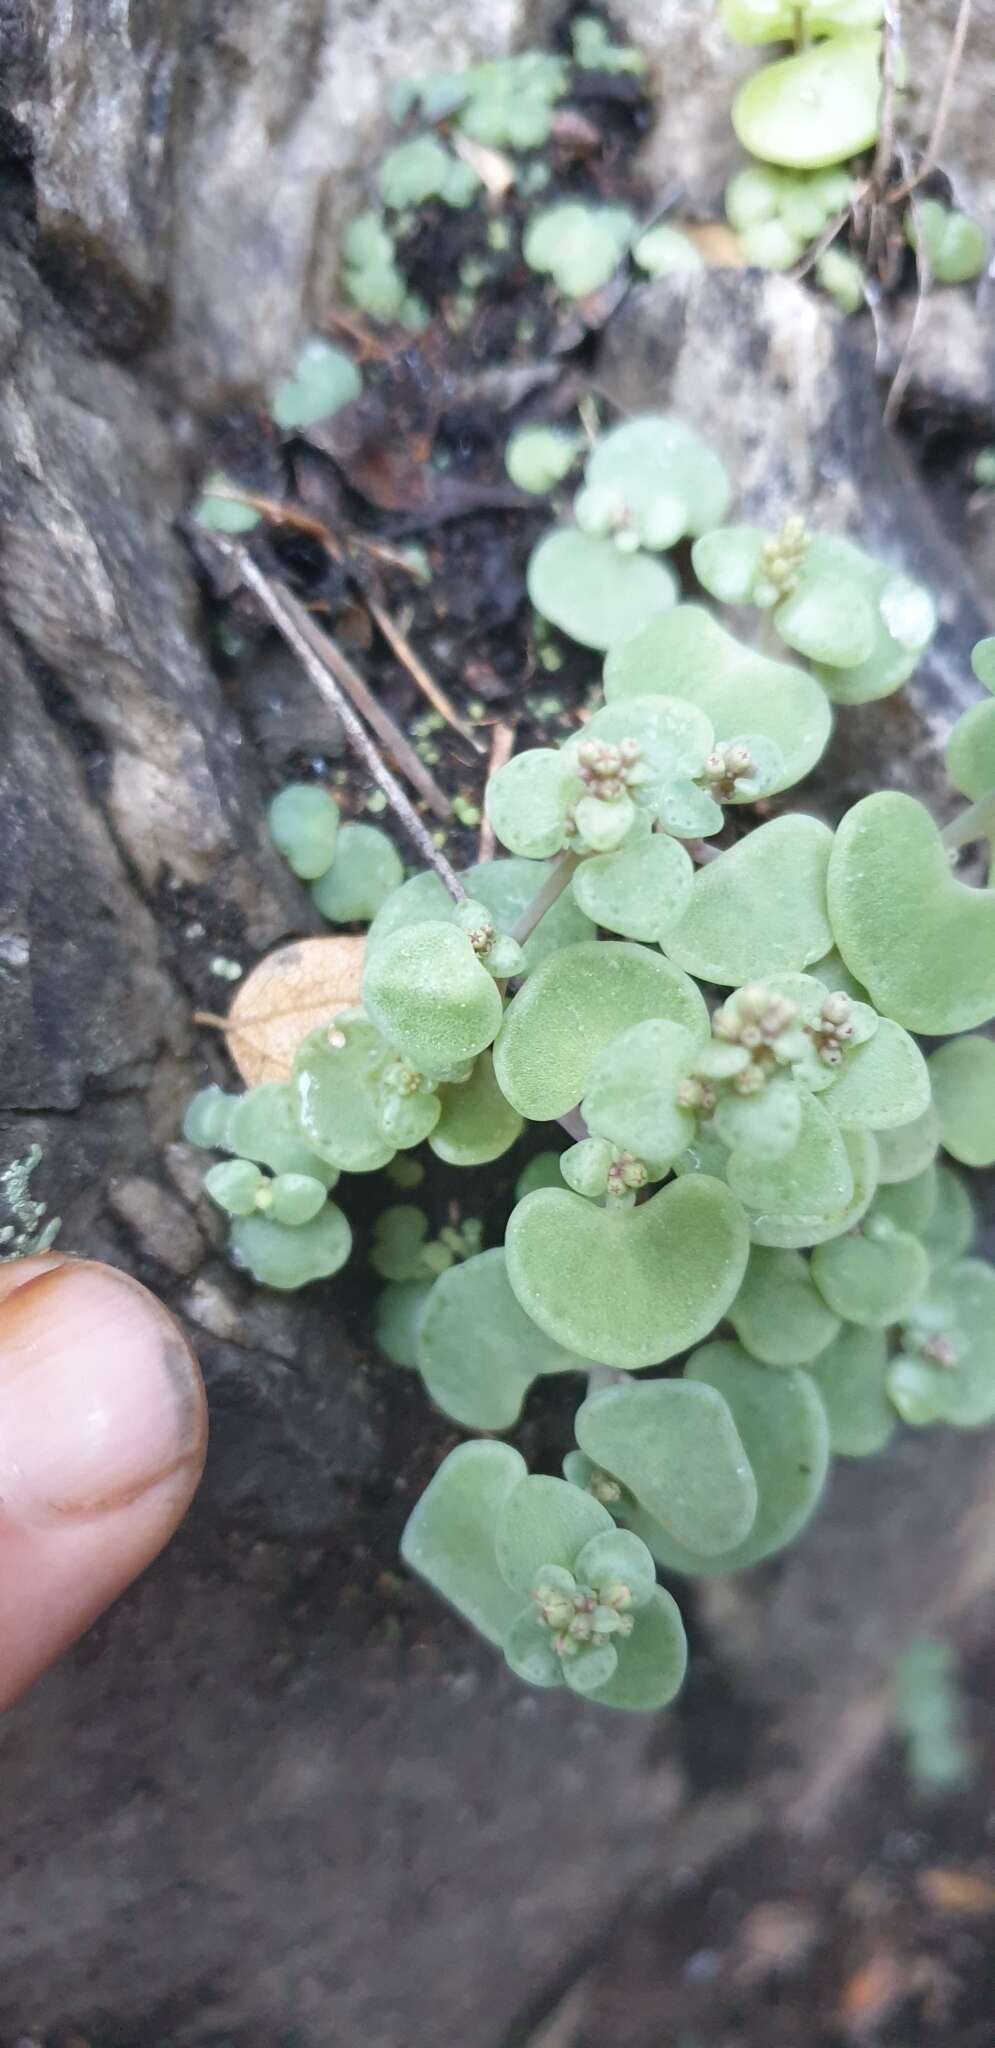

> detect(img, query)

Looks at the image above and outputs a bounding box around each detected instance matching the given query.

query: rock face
[1,8,995,2045]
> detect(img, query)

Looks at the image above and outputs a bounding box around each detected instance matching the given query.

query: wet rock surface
[1,8,994,2044]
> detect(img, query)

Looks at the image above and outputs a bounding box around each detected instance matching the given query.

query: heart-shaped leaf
[604,606,832,799]
[270,338,362,430]
[582,416,731,544]
[732,29,883,169]
[230,1202,352,1291]
[226,1082,339,1184]
[400,1440,528,1645]
[429,1052,523,1166]
[805,1325,894,1457]
[828,793,995,1033]
[494,1474,614,1593]
[415,1249,585,1430]
[505,1176,749,1370]
[822,1017,930,1130]
[485,748,577,859]
[729,1245,841,1367]
[576,1586,688,1712]
[268,783,340,880]
[812,564,936,706]
[575,1380,758,1555]
[502,1611,564,1689]
[775,542,877,670]
[581,1018,699,1171]
[629,1342,831,1575]
[293,1016,395,1173]
[572,818,695,941]
[493,940,708,1120]
[527,529,678,652]
[663,815,834,986]
[745,1123,878,1248]
[368,856,595,977]
[363,921,504,1076]
[811,1220,929,1328]
[572,1529,658,1609]
[927,1037,995,1167]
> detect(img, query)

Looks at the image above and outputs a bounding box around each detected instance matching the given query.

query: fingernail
[0,1260,206,1523]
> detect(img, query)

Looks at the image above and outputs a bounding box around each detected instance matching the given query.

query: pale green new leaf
[400,1440,528,1645]
[575,1379,758,1556]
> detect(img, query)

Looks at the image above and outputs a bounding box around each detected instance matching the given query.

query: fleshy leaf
[727,1085,853,1228]
[268,783,340,881]
[572,819,695,942]
[810,1221,929,1328]
[821,1017,930,1130]
[184,1084,239,1150]
[572,1528,658,1609]
[375,1278,433,1368]
[293,1017,395,1173]
[515,1151,566,1199]
[945,698,995,801]
[267,1173,328,1226]
[629,1343,830,1575]
[732,30,883,170]
[415,1248,584,1431]
[429,1052,523,1167]
[891,1261,995,1427]
[729,1245,841,1367]
[506,425,583,495]
[581,416,731,547]
[744,1122,878,1249]
[575,1380,758,1556]
[205,1158,265,1216]
[663,815,834,985]
[495,1475,614,1594]
[270,339,361,430]
[367,856,594,977]
[580,1018,699,1171]
[874,1103,941,1184]
[503,1611,565,1688]
[871,1165,938,1238]
[229,1203,352,1290]
[775,542,877,670]
[560,1137,614,1198]
[579,1586,687,1712]
[805,1325,894,1457]
[400,1440,528,1645]
[363,922,503,1075]
[505,1176,749,1371]
[527,529,678,652]
[828,793,995,1033]
[485,749,576,859]
[715,1080,803,1162]
[927,1037,995,1167]
[311,823,403,924]
[919,1167,975,1270]
[227,1082,339,1184]
[493,940,708,1120]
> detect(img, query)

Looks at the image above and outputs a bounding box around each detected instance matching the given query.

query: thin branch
[510,851,580,945]
[888,0,972,204]
[218,542,467,900]
[476,722,516,861]
[285,602,452,820]
[883,182,933,429]
[365,593,485,753]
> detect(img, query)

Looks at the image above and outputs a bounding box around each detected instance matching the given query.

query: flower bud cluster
[712,984,799,1092]
[575,737,647,804]
[700,741,757,802]
[806,989,855,1067]
[533,1572,636,1658]
[756,513,809,601]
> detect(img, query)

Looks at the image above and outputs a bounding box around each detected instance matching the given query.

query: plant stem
[510,851,580,945]
[941,789,995,852]
[558,1107,589,1143]
[224,544,467,901]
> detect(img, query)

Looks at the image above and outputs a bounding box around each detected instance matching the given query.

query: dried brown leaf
[918,1867,995,1917]
[224,936,366,1085]
[686,223,747,269]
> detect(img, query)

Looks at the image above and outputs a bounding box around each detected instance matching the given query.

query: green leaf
[579,1587,687,1712]
[572,1528,658,1608]
[415,1248,584,1430]
[874,1102,941,1184]
[292,1017,396,1173]
[828,793,995,1033]
[729,1245,841,1366]
[227,1082,339,1183]
[493,940,707,1121]
[805,1324,894,1457]
[871,1165,938,1238]
[484,748,576,859]
[740,218,803,270]
[370,1203,436,1283]
[726,1087,854,1228]
[582,416,731,547]
[310,823,403,924]
[523,202,634,297]
[505,1175,749,1371]
[495,1475,615,1594]
[560,1137,614,1198]
[367,856,594,977]
[604,606,832,798]
[400,1440,528,1646]
[270,338,361,430]
[267,1172,328,1226]
[721,0,795,45]
[505,426,583,495]
[562,1642,620,1696]
[744,1122,878,1249]
[629,1343,830,1575]
[205,1158,265,1216]
[663,815,834,985]
[891,1261,995,1427]
[907,199,987,286]
[502,1610,564,1688]
[945,698,995,801]
[527,529,678,652]
[972,638,995,692]
[632,224,703,279]
[732,30,883,170]
[515,1150,566,1199]
[183,1084,238,1150]
[194,472,261,534]
[575,1380,758,1556]
[919,1166,975,1270]
[927,1036,995,1167]
[379,133,455,208]
[822,1017,930,1130]
[572,820,695,942]
[362,922,503,1076]
[375,1278,432,1368]
[776,545,877,670]
[230,1202,352,1290]
[715,1080,803,1162]
[812,563,936,705]
[811,1221,929,1328]
[268,783,340,881]
[580,1018,699,1171]
[428,1051,523,1167]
